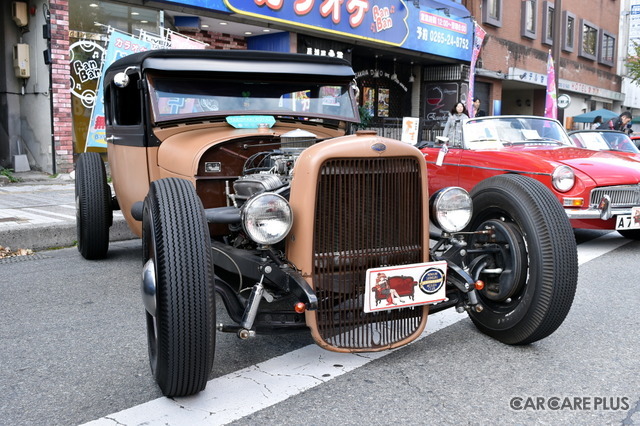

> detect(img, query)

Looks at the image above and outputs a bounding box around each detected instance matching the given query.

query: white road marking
[576,232,631,265]
[82,234,631,426]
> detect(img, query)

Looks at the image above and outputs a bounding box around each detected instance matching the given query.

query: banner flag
[544,51,558,119]
[85,30,152,150]
[167,29,207,49]
[466,23,486,117]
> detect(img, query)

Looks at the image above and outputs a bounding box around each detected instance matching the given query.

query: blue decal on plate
[419,268,444,294]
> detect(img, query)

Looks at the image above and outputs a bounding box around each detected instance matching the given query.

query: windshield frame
[146,71,360,125]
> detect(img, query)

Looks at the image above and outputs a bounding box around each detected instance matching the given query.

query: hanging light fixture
[374,55,379,78]
[408,61,415,83]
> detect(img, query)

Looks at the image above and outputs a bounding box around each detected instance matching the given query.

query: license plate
[363,261,448,313]
[615,207,640,230]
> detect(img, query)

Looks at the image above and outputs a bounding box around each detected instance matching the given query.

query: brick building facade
[464,0,624,122]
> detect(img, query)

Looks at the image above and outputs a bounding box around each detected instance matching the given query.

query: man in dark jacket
[598,111,632,131]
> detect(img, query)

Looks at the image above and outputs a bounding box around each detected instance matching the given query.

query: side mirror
[113,72,130,88]
[113,66,139,88]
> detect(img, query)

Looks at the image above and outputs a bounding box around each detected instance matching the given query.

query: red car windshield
[463,116,573,149]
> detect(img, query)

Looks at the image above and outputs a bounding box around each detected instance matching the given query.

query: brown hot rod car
[75,50,578,397]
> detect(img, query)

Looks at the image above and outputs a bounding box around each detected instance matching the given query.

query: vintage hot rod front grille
[590,185,640,208]
[312,157,424,350]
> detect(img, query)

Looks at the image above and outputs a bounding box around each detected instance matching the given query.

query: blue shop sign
[158,0,473,61]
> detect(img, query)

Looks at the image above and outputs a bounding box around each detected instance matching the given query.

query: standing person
[442,101,469,147]
[591,115,602,129]
[472,97,487,117]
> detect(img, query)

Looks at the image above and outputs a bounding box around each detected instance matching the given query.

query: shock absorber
[238,275,265,339]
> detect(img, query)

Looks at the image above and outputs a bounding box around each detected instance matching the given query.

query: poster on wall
[363,87,376,117]
[378,88,389,117]
[401,117,420,145]
[424,83,459,124]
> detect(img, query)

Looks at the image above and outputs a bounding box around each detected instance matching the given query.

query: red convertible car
[421,116,640,239]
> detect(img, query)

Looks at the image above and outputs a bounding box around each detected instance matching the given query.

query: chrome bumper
[564,195,632,220]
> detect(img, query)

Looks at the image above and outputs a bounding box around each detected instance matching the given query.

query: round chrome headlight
[241,193,293,245]
[552,165,575,192]
[430,187,473,233]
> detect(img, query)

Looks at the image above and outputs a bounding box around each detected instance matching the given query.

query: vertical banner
[85,30,152,150]
[544,51,557,119]
[466,23,486,117]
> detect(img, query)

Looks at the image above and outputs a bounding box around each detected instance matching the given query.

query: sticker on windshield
[522,129,541,140]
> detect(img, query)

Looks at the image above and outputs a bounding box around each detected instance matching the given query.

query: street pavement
[0,170,136,252]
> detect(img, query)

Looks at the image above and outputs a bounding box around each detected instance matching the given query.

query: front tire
[142,178,215,397]
[467,174,578,345]
[75,152,112,259]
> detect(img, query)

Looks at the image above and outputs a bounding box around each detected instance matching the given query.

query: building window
[599,30,615,66]
[521,0,537,40]
[542,1,554,46]
[579,19,598,61]
[482,0,502,28]
[562,11,575,52]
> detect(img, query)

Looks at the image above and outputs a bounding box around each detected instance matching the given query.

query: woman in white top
[442,101,469,147]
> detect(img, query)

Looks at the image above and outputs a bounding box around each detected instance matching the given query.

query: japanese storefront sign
[158,0,474,61]
[401,117,420,145]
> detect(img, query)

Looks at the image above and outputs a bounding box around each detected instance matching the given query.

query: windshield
[570,131,640,153]
[147,72,359,124]
[463,116,573,149]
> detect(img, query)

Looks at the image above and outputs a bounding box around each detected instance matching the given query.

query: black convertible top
[105,49,355,80]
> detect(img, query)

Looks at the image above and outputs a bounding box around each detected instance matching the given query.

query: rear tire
[467,174,578,345]
[75,152,112,259]
[142,178,215,397]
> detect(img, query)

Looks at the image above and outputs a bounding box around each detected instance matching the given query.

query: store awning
[571,108,618,123]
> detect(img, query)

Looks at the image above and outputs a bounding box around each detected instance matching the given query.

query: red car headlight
[552,166,575,193]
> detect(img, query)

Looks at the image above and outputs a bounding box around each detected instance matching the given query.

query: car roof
[105,49,355,79]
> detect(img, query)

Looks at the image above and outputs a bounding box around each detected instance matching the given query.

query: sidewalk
[0,171,136,252]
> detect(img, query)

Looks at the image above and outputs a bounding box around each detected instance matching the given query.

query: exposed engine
[229,129,317,208]
[230,148,302,207]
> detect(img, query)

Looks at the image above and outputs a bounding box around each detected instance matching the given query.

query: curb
[0,216,137,252]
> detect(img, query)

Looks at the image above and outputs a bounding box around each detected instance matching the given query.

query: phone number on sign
[416,27,470,50]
